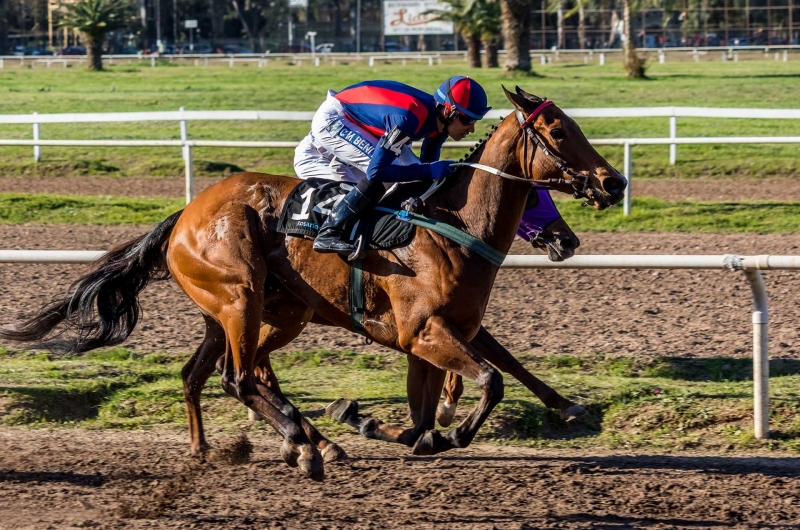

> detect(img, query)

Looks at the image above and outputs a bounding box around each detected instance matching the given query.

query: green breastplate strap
[349,207,507,336]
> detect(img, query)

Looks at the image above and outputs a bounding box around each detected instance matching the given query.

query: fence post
[783,50,788,62]
[185,143,194,204]
[179,106,189,164]
[659,51,665,63]
[599,53,605,65]
[33,112,41,163]
[0,58,3,69]
[368,56,374,67]
[669,114,677,165]
[623,142,632,216]
[745,269,769,439]
[229,56,234,68]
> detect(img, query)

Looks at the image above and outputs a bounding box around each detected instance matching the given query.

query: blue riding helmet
[434,76,492,121]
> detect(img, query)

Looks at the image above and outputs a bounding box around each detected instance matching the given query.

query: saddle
[277,178,428,251]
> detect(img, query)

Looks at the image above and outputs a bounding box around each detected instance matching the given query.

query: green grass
[2,191,798,232]
[0,61,799,180]
[1,348,798,452]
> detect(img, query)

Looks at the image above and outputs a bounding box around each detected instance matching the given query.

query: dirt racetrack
[1,427,800,529]
[2,176,800,529]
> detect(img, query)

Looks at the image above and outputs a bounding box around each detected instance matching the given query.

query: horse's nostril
[561,239,576,250]
[602,175,626,195]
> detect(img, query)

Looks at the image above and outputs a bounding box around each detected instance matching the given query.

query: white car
[315,43,334,54]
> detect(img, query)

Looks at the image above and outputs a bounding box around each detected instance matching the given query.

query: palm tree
[472,0,502,67]
[426,0,483,67]
[499,0,532,72]
[60,0,127,71]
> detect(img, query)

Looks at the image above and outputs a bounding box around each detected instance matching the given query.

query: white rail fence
[1,250,797,439]
[2,107,800,213]
[0,44,797,70]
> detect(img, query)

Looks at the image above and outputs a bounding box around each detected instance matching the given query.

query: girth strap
[349,259,366,335]
[374,206,507,267]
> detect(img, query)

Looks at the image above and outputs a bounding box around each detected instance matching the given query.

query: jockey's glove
[430,160,456,180]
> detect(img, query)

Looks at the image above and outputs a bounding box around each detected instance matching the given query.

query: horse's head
[503,85,627,210]
[521,188,580,262]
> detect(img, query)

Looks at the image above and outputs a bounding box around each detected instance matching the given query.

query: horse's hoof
[561,403,589,423]
[412,430,452,456]
[297,444,325,482]
[280,440,299,468]
[321,443,348,463]
[189,443,211,458]
[359,417,381,439]
[325,398,359,424]
[436,401,457,428]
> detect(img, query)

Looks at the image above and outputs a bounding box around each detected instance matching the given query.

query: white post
[32,112,41,163]
[721,52,727,62]
[151,56,156,67]
[229,56,234,68]
[540,55,546,65]
[179,106,189,164]
[745,269,769,439]
[599,52,605,65]
[204,57,209,67]
[184,143,194,204]
[659,51,665,63]
[369,56,374,67]
[783,50,788,62]
[623,142,632,216]
[428,56,433,66]
[734,53,739,62]
[315,56,320,66]
[669,115,677,165]
[0,58,3,69]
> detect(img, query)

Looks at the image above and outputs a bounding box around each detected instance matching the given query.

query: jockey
[294,76,492,255]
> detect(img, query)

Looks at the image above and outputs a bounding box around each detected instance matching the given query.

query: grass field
[1,60,799,181]
[3,192,800,232]
[1,347,798,453]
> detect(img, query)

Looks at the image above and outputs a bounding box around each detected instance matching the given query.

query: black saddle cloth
[277,178,427,251]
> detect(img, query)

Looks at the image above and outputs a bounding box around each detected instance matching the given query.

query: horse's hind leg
[182,314,226,456]
[253,319,348,463]
[170,203,323,481]
[327,355,447,448]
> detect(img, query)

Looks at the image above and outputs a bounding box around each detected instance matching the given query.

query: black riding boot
[313,179,383,254]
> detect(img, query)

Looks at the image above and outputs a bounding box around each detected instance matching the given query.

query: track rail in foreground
[2,251,799,439]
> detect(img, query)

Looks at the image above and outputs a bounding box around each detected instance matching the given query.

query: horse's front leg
[408,317,505,456]
[326,355,447,447]
[437,326,587,426]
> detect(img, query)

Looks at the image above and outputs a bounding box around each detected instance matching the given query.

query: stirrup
[347,235,367,261]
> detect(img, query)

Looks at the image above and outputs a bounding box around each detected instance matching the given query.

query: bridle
[515,100,591,200]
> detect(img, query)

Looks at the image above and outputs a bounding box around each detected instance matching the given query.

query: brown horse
[0,87,625,481]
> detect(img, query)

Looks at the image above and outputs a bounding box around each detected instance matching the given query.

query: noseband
[516,101,590,200]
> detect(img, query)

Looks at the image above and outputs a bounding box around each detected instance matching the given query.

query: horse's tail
[0,210,184,354]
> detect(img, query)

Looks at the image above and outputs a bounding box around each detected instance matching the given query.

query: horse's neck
[428,118,529,254]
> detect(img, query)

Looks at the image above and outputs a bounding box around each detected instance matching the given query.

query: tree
[427,0,502,68]
[500,0,532,72]
[61,0,127,70]
[426,0,482,67]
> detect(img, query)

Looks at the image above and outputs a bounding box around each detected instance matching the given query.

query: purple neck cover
[516,188,562,242]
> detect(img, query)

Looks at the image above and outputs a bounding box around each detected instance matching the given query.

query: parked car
[223,44,254,54]
[181,43,213,54]
[727,37,748,46]
[315,43,334,53]
[384,42,410,53]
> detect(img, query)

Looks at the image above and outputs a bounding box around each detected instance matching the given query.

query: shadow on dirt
[0,470,107,487]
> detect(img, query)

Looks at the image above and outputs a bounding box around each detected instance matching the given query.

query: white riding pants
[293,91,420,183]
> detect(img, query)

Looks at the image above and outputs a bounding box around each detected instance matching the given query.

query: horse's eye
[550,128,565,140]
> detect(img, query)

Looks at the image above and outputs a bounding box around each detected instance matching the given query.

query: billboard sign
[383,0,454,36]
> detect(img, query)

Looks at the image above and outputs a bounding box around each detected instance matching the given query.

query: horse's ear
[515,86,543,104]
[503,84,532,113]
